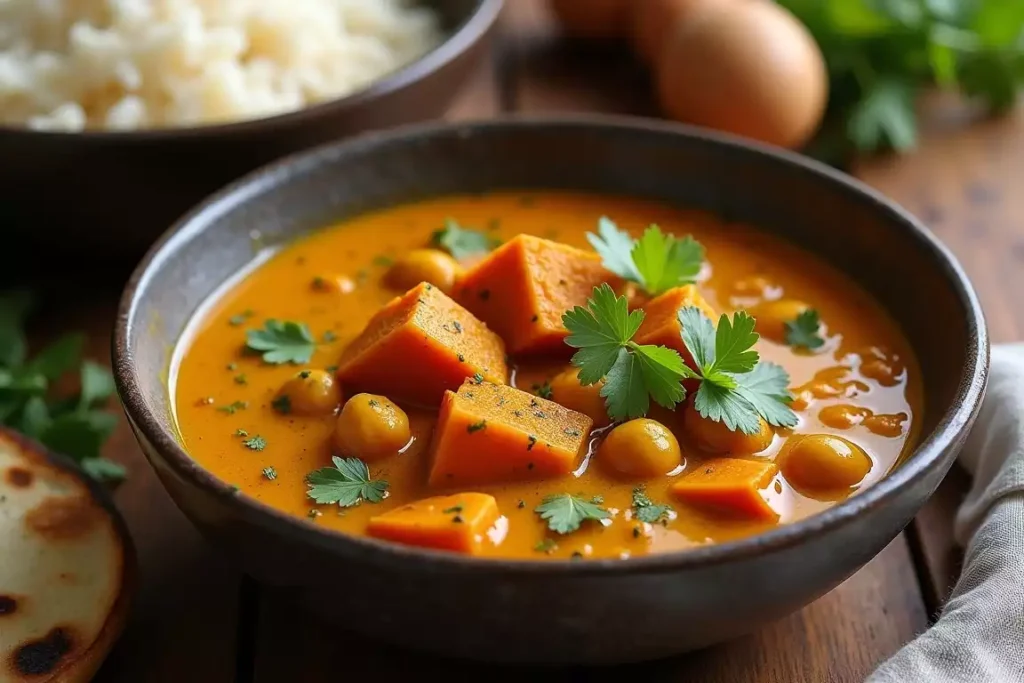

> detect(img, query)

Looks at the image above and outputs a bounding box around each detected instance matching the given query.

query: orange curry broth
[172,192,922,560]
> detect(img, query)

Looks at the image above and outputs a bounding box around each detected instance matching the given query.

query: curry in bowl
[172,191,921,560]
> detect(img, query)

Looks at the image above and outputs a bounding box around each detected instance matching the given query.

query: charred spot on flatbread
[9,626,76,677]
[4,467,32,488]
[25,496,101,542]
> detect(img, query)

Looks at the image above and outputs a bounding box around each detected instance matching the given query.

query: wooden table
[42,2,1024,680]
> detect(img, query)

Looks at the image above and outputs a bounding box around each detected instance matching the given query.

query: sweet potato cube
[670,458,779,520]
[367,493,500,555]
[456,235,618,355]
[337,282,508,407]
[634,285,717,371]
[428,381,593,488]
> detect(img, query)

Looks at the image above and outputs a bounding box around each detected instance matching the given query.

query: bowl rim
[0,0,503,140]
[114,114,990,576]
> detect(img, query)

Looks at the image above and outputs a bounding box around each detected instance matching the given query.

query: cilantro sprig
[562,284,688,421]
[785,309,826,351]
[431,218,500,261]
[588,218,704,297]
[0,290,125,484]
[678,307,798,434]
[563,287,798,434]
[246,320,316,365]
[306,456,388,508]
[535,493,611,534]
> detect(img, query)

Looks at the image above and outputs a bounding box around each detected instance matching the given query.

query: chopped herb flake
[467,420,487,434]
[243,435,267,451]
[218,401,248,415]
[271,395,292,415]
[262,467,277,481]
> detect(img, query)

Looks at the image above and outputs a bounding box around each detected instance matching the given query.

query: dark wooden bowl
[0,0,501,264]
[113,118,989,665]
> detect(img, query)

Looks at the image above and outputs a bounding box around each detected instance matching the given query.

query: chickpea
[863,412,907,438]
[599,419,682,479]
[818,404,872,430]
[385,249,462,294]
[751,299,810,343]
[779,434,872,493]
[682,402,773,454]
[548,368,611,428]
[311,274,356,294]
[276,370,341,416]
[334,394,411,461]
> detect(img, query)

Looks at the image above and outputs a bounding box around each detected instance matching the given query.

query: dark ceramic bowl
[0,0,501,261]
[113,118,988,665]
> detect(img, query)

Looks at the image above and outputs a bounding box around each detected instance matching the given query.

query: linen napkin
[867,344,1024,682]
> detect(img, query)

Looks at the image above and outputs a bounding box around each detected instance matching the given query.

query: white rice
[0,0,443,131]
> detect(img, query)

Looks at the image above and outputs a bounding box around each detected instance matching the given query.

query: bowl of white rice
[0,0,502,257]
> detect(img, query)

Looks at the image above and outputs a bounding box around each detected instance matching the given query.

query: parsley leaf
[246,320,316,365]
[430,218,500,261]
[631,487,672,524]
[535,493,611,534]
[587,218,704,296]
[305,456,388,507]
[784,309,826,350]
[563,284,687,420]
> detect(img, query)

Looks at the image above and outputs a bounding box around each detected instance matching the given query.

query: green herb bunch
[0,291,124,483]
[781,0,1024,155]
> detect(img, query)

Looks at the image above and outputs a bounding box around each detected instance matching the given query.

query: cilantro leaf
[784,309,826,350]
[631,226,705,295]
[430,218,500,260]
[847,78,918,152]
[80,361,115,407]
[694,381,763,435]
[711,310,759,375]
[40,411,118,462]
[587,218,704,296]
[535,493,611,534]
[81,457,128,484]
[632,344,689,409]
[679,306,716,370]
[602,348,648,421]
[0,290,33,366]
[733,361,799,429]
[632,487,672,524]
[563,284,645,385]
[587,216,642,282]
[246,320,316,365]
[28,334,84,381]
[564,285,688,421]
[305,456,388,507]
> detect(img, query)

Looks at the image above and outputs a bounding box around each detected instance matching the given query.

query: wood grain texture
[855,96,1024,612]
[25,297,242,683]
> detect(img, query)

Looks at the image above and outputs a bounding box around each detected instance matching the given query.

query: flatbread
[0,428,134,683]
